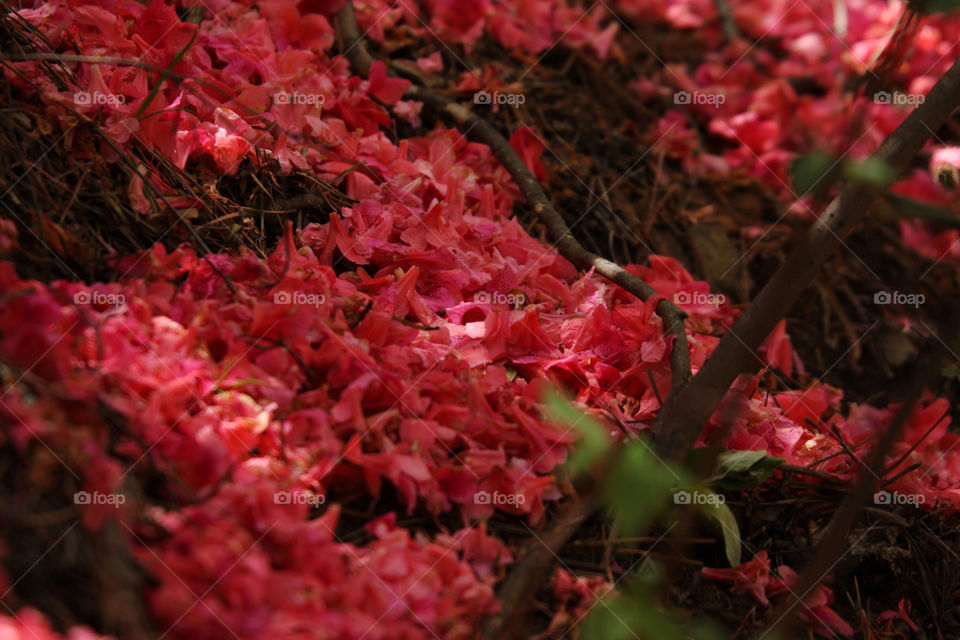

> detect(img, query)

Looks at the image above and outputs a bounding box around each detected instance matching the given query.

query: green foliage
[842,156,896,187]
[712,449,784,490]
[791,152,897,197]
[715,449,768,472]
[580,564,728,640]
[686,447,784,489]
[790,151,837,196]
[604,441,745,565]
[547,388,763,635]
[605,438,681,534]
[545,391,611,475]
[697,491,742,566]
[922,0,960,14]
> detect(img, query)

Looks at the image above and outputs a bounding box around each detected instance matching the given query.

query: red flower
[702,550,774,605]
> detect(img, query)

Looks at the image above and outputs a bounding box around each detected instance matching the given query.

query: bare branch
[651,55,960,463]
[333,1,690,391]
[762,346,944,638]
[333,5,690,636]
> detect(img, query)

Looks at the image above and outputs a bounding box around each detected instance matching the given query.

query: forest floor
[3,3,960,638]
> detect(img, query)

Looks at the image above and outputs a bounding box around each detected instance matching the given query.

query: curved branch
[334,5,689,637]
[333,2,690,392]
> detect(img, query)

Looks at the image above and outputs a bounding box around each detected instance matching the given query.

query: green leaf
[712,449,784,490]
[684,445,724,474]
[545,392,610,475]
[580,596,683,640]
[581,570,683,640]
[790,151,837,196]
[605,438,680,534]
[842,157,896,187]
[923,0,960,14]
[580,568,728,640]
[716,449,768,474]
[699,492,742,566]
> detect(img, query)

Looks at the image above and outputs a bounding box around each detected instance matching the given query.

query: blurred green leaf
[716,449,768,473]
[580,596,681,640]
[842,156,896,187]
[581,568,730,640]
[790,151,837,195]
[924,0,960,14]
[684,445,724,473]
[545,391,611,475]
[605,438,680,534]
[699,492,742,566]
[712,449,784,490]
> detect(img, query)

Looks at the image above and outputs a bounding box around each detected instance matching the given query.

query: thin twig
[778,464,843,484]
[713,0,740,40]
[880,462,922,488]
[761,347,944,639]
[831,424,868,469]
[332,1,689,391]
[332,6,691,638]
[883,192,960,229]
[881,408,949,475]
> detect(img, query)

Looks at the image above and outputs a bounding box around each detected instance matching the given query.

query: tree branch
[651,55,960,463]
[761,345,944,639]
[333,5,690,637]
[333,1,690,391]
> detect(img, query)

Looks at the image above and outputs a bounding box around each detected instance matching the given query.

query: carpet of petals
[0,0,956,637]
